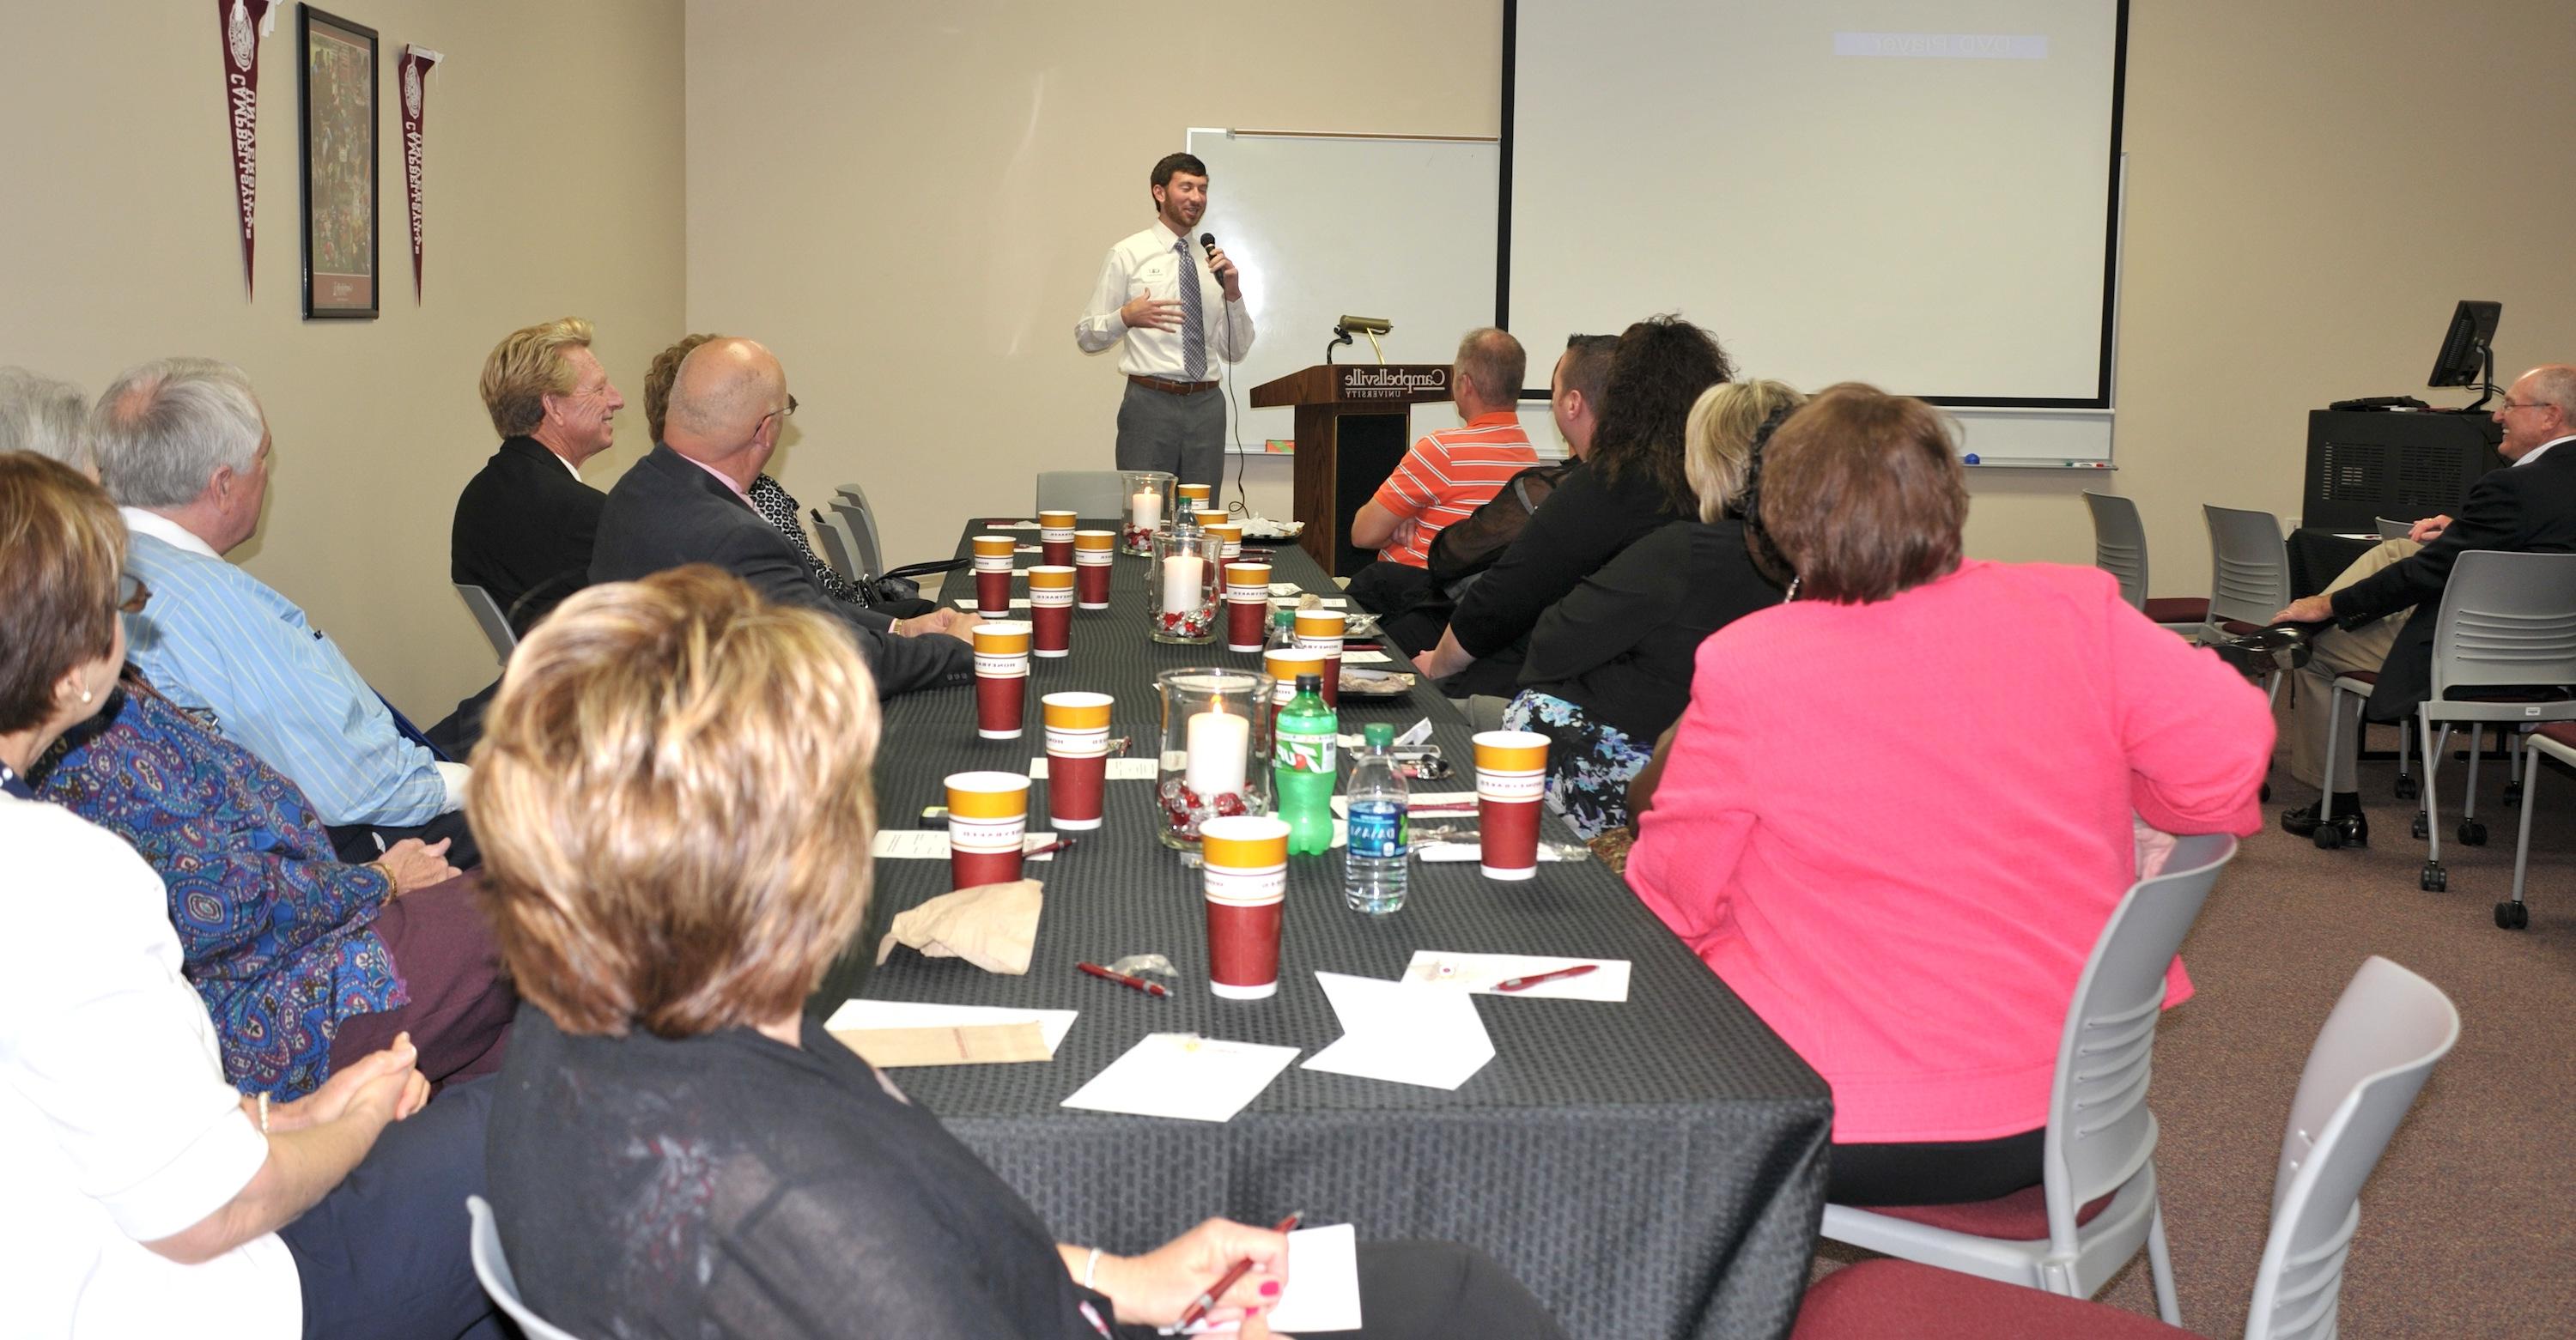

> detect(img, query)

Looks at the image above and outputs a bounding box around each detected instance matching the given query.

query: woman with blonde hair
[474,566,1564,1338]
[1499,379,1802,838]
[1626,385,2269,1207]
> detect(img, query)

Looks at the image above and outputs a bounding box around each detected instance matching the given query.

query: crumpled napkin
[875,879,1043,975]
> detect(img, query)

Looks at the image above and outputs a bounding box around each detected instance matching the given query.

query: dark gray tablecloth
[812,518,1831,1339]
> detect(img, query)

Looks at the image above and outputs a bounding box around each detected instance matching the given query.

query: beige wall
[0,0,684,719]
[688,0,2576,610]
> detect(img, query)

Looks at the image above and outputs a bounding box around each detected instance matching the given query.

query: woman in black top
[1503,381,1804,838]
[471,568,1564,1340]
[1414,315,1735,697]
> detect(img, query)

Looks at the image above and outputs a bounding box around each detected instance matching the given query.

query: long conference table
[811,518,1832,1339]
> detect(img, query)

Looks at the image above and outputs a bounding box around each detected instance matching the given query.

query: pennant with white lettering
[398,45,442,302]
[216,0,276,297]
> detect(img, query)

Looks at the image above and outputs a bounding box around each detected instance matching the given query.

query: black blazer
[451,436,606,633]
[1519,518,1783,740]
[2336,441,2576,719]
[590,446,970,698]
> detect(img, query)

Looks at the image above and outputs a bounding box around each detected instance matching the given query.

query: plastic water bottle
[1343,722,1410,914]
[1264,602,1297,655]
[1274,673,1338,855]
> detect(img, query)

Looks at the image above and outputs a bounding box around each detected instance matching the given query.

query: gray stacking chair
[454,584,516,664]
[2374,516,2416,541]
[2083,492,2207,634]
[2199,504,2294,704]
[809,507,865,583]
[1817,834,2239,1328]
[1792,955,2458,1340]
[2504,720,2576,930]
[466,1195,585,1340]
[1035,470,1127,520]
[830,485,885,581]
[2397,551,2576,894]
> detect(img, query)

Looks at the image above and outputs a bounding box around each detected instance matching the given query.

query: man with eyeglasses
[589,337,972,698]
[452,318,622,636]
[2271,364,2576,843]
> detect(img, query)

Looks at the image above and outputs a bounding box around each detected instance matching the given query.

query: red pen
[1076,961,1169,998]
[1495,963,1600,992]
[1024,836,1078,859]
[1176,1212,1301,1330]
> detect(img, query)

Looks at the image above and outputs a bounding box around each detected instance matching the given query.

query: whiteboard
[1185,130,1558,455]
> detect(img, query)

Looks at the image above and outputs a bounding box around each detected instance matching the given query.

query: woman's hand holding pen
[1080,1216,1291,1330]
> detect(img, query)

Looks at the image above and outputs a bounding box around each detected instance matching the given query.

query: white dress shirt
[0,793,301,1337]
[1074,220,1255,379]
[2514,433,2575,466]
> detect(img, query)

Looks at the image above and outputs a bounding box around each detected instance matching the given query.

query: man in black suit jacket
[2275,363,2576,838]
[589,337,972,698]
[453,318,622,633]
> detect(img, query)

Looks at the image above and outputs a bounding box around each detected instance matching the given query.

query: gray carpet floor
[1810,715,2576,1337]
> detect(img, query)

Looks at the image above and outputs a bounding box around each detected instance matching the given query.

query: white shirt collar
[2516,434,2576,467]
[118,506,222,560]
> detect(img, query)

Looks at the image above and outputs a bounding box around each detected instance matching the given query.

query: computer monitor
[2427,300,2501,391]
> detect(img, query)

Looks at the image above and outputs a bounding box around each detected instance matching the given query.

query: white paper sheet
[954,597,1034,609]
[1060,1033,1300,1123]
[1028,756,1159,780]
[979,519,1043,530]
[1340,649,1393,664]
[1300,972,1495,1090]
[822,999,1079,1054]
[1401,952,1632,1002]
[871,830,1060,860]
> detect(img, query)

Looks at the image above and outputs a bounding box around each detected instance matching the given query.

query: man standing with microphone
[1075,152,1255,489]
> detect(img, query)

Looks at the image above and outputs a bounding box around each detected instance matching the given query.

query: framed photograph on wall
[297,5,378,319]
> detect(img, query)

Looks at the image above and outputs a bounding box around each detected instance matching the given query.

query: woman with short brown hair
[1625,385,2273,1209]
[477,566,1565,1339]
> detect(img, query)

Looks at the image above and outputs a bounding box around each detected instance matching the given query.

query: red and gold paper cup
[1200,815,1289,999]
[1038,510,1078,566]
[1292,608,1348,708]
[1041,691,1114,830]
[971,534,1017,616]
[971,621,1031,739]
[1206,522,1242,562]
[1072,530,1115,608]
[1025,567,1076,658]
[1262,647,1327,727]
[1472,731,1550,880]
[1191,508,1229,532]
[1223,562,1274,651]
[945,770,1030,889]
[1176,482,1213,507]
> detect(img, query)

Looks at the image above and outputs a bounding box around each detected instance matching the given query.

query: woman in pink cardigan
[1625,385,2271,1207]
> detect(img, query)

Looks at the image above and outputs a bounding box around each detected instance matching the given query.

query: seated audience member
[1623,386,2271,1207]
[452,316,619,634]
[0,452,498,1340]
[589,337,972,697]
[91,357,475,865]
[1391,333,1619,657]
[1502,379,1801,839]
[40,662,513,1101]
[1344,327,1538,623]
[2267,362,2576,843]
[640,331,929,615]
[473,567,1568,1339]
[1414,316,1731,700]
[0,366,98,477]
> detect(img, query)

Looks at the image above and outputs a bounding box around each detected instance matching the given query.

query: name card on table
[1302,972,1494,1090]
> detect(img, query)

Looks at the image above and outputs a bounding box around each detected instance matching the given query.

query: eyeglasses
[759,395,799,432]
[2497,400,2554,414]
[115,572,150,615]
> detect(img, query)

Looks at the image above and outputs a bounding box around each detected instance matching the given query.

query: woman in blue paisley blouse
[38,664,514,1101]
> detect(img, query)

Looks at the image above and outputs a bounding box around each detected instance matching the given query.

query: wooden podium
[1249,363,1455,576]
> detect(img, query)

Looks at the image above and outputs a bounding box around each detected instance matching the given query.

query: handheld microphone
[1200,232,1219,266]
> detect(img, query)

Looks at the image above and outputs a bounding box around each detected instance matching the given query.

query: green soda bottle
[1273,671,1338,855]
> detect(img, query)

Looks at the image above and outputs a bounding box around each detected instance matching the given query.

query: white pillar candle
[1130,491,1162,529]
[1185,705,1250,797]
[1160,554,1205,615]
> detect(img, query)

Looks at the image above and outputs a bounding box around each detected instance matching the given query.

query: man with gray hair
[2267,363,2576,846]
[0,367,96,476]
[589,337,972,697]
[92,357,473,862]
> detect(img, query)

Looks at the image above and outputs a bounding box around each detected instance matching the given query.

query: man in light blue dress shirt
[90,358,471,863]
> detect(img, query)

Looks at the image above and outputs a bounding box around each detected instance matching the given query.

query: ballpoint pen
[1077,961,1169,997]
[1175,1212,1302,1331]
[1495,963,1600,992]
[1025,836,1078,859]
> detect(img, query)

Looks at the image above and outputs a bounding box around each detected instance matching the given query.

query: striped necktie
[1176,236,1206,381]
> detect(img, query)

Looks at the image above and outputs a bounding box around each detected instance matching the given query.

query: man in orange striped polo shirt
[1347,329,1537,623]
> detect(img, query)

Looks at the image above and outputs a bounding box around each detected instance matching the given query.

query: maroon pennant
[398,45,443,303]
[215,0,274,298]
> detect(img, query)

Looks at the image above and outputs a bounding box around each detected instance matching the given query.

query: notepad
[1402,952,1631,1002]
[1060,1033,1299,1123]
[1302,973,1494,1090]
